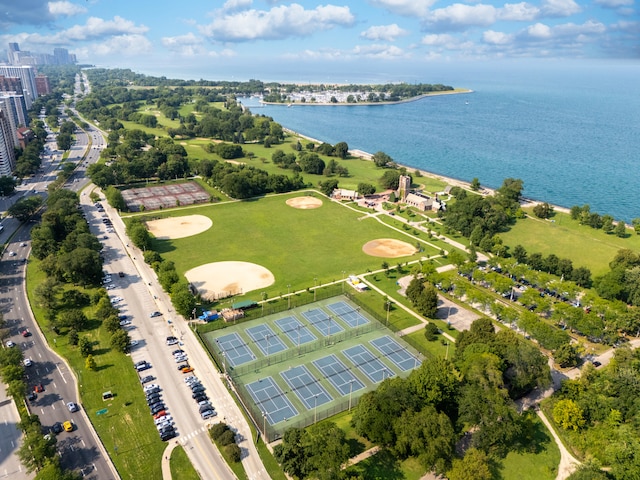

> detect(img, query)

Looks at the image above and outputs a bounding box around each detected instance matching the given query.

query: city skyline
[0,0,637,82]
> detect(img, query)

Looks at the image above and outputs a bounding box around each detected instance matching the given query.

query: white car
[174,354,188,363]
[8,251,16,257]
[184,375,198,384]
[106,284,116,290]
[6,340,15,347]
[129,339,139,347]
[154,414,172,425]
[23,358,32,367]
[143,384,160,392]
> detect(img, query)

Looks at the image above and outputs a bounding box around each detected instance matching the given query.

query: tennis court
[370,335,421,372]
[327,301,370,328]
[281,365,333,409]
[313,354,365,396]
[215,332,256,367]
[246,377,298,425]
[274,316,317,345]
[246,324,288,356]
[343,344,396,383]
[302,308,344,337]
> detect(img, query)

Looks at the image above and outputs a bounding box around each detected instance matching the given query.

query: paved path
[162,441,180,480]
[536,409,580,480]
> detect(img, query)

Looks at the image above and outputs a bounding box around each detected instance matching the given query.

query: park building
[397,174,445,212]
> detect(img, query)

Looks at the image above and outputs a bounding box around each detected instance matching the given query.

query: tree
[470,177,481,191]
[553,399,585,431]
[8,196,43,221]
[110,329,130,353]
[105,186,127,211]
[304,422,350,480]
[58,309,88,331]
[554,343,581,368]
[34,277,61,311]
[334,141,349,158]
[318,179,339,196]
[78,336,92,357]
[104,315,121,333]
[273,428,308,478]
[357,183,376,195]
[372,151,394,167]
[0,175,17,196]
[533,202,554,219]
[380,169,402,189]
[615,220,627,238]
[447,448,493,480]
[424,323,439,341]
[85,354,97,371]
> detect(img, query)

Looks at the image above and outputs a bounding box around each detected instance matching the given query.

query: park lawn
[150,192,439,298]
[256,439,288,480]
[119,119,168,138]
[136,105,183,130]
[501,209,640,277]
[26,262,166,480]
[170,446,200,480]
[405,329,451,358]
[345,448,426,480]
[497,410,560,480]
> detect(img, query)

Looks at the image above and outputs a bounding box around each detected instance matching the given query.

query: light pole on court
[314,394,319,424]
[262,411,267,442]
[341,270,346,293]
[349,380,354,411]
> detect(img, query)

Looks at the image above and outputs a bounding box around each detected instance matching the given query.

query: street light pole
[314,277,318,301]
[386,300,391,326]
[287,284,291,309]
[262,412,267,443]
[342,270,346,293]
[314,394,318,424]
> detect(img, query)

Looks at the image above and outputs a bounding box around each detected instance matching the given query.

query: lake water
[238,64,640,222]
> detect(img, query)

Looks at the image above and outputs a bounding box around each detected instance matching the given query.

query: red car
[20,328,31,337]
[33,384,44,393]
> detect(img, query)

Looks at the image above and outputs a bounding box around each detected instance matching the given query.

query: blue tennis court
[214,332,256,367]
[370,336,421,372]
[246,377,298,425]
[313,355,365,396]
[302,308,344,337]
[327,301,370,328]
[343,345,395,383]
[246,324,288,356]
[281,365,333,409]
[275,316,317,346]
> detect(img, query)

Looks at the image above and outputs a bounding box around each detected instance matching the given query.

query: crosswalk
[178,425,209,445]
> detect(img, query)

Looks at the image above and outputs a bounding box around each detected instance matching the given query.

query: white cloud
[199,4,354,41]
[499,2,540,21]
[368,0,436,17]
[594,0,634,6]
[352,43,407,58]
[48,1,87,16]
[360,24,409,41]
[526,22,553,38]
[222,0,253,12]
[541,0,582,17]
[483,30,514,44]
[63,16,148,41]
[75,34,152,60]
[424,4,498,29]
[162,32,205,55]
[421,33,456,46]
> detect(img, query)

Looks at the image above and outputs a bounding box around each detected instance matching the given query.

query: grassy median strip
[170,445,201,480]
[26,261,166,479]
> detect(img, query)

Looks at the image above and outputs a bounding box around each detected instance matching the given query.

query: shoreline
[283,127,571,215]
[261,89,473,107]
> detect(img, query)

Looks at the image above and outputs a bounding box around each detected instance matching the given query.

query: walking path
[536,409,580,480]
[161,442,180,480]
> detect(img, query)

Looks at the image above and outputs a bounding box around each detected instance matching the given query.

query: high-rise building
[0,66,37,108]
[0,97,21,148]
[0,108,17,176]
[0,75,24,97]
[35,74,51,95]
[7,43,20,65]
[5,42,76,66]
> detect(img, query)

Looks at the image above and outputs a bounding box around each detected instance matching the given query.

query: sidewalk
[161,441,179,480]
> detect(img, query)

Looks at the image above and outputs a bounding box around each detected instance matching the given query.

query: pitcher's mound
[363,238,417,258]
[185,261,275,300]
[286,196,323,209]
[147,215,212,240]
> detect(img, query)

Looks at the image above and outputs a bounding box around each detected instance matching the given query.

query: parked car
[140,375,154,384]
[201,409,217,419]
[151,311,163,318]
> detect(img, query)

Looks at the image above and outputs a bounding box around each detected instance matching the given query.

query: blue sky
[0,0,637,82]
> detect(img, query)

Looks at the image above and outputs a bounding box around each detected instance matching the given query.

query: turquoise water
[239,64,640,221]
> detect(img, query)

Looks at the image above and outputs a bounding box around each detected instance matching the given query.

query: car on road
[135,361,151,372]
[67,402,79,412]
[8,251,16,256]
[23,358,32,367]
[63,421,73,432]
[20,242,27,247]
[51,422,63,434]
[27,391,37,402]
[20,327,31,337]
[5,340,15,347]
[593,360,602,367]
[166,336,178,345]
[34,384,44,393]
[150,311,162,318]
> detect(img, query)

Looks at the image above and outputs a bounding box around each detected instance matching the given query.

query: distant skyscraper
[0,109,17,176]
[6,42,76,66]
[0,66,37,108]
[7,43,19,65]
[0,96,23,148]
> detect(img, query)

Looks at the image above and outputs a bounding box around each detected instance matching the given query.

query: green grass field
[146,191,440,299]
[501,209,640,276]
[170,446,201,480]
[26,263,166,479]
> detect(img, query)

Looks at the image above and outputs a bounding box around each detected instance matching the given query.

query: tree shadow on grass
[513,410,552,455]
[346,437,367,457]
[344,448,404,480]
